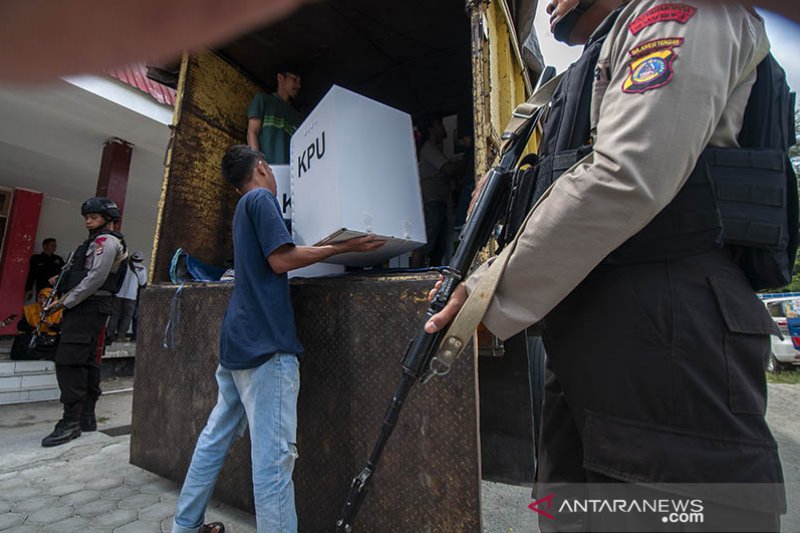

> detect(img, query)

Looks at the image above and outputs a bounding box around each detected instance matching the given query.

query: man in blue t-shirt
[171,145,384,533]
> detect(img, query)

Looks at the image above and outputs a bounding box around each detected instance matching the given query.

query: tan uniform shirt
[62,234,126,309]
[467,0,770,340]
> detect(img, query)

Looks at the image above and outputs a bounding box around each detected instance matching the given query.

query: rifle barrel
[335,65,555,529]
[335,169,512,531]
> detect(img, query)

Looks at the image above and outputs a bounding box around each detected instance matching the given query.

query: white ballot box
[272,165,292,225]
[274,165,345,278]
[290,85,426,267]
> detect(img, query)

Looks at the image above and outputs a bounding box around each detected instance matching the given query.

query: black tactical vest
[62,230,128,295]
[510,9,798,290]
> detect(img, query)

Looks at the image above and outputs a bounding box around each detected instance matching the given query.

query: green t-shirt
[247,92,302,165]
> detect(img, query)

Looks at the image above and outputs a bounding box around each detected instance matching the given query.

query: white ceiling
[0,76,171,222]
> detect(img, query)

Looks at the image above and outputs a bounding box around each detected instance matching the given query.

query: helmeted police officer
[426,0,794,530]
[42,197,128,447]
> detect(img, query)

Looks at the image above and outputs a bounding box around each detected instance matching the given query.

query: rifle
[335,68,558,532]
[29,251,74,349]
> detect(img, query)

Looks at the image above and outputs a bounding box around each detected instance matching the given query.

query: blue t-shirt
[220,188,304,369]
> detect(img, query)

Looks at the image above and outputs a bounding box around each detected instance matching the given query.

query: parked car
[763,297,800,372]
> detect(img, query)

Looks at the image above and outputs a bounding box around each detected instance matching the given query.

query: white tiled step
[0,359,59,405]
[0,371,57,391]
[104,342,136,359]
[0,385,60,405]
[0,360,55,376]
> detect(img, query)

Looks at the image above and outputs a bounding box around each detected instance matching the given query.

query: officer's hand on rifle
[423,276,468,334]
[43,302,64,316]
[48,275,57,286]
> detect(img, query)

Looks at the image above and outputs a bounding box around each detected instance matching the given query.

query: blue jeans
[172,353,300,533]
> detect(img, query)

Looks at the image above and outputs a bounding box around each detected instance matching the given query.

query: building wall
[34,195,157,274]
[0,75,173,289]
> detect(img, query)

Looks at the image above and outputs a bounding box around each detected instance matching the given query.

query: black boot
[80,396,98,432]
[42,404,82,447]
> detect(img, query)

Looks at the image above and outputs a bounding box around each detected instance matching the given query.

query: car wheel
[767,353,784,373]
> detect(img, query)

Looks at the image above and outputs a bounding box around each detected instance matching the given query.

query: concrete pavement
[0,378,256,533]
[766,384,800,533]
[0,379,798,532]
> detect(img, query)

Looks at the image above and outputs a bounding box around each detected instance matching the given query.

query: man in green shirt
[247,65,303,165]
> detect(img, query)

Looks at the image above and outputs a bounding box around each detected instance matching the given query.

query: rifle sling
[500,72,564,154]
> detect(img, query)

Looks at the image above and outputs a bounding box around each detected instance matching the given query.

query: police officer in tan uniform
[42,197,128,447]
[426,1,790,529]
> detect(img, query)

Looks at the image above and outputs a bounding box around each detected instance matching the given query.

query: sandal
[199,523,225,533]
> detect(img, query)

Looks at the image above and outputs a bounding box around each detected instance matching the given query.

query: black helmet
[81,197,121,221]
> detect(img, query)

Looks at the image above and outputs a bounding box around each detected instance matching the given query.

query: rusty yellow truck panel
[152,52,263,281]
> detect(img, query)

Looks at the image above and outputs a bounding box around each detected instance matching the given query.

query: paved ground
[0,380,798,532]
[0,378,256,533]
[765,384,800,533]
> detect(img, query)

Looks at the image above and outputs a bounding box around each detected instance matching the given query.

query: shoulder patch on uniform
[629,37,684,58]
[628,3,697,36]
[622,38,684,94]
[94,236,106,255]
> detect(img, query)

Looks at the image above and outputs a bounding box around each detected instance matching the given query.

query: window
[783,300,800,319]
[768,302,786,318]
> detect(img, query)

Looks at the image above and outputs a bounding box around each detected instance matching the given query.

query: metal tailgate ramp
[131,278,481,532]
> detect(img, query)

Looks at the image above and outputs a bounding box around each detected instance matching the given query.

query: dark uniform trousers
[538,248,785,531]
[55,296,112,409]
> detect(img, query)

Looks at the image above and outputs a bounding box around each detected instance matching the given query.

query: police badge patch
[628,3,696,35]
[94,236,107,255]
[622,38,684,94]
